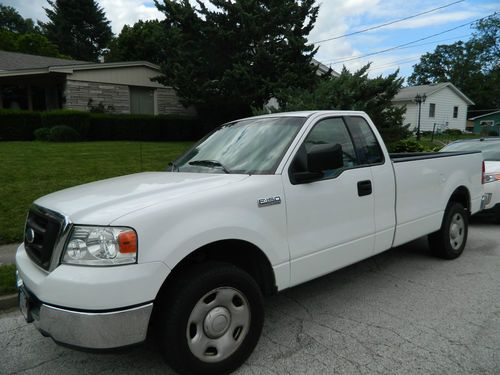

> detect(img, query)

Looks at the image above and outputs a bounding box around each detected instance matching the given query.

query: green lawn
[0,264,16,296]
[0,141,193,244]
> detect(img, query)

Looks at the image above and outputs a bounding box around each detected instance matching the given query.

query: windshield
[173,116,306,174]
[441,140,500,161]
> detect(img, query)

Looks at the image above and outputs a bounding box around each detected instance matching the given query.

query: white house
[392,82,474,132]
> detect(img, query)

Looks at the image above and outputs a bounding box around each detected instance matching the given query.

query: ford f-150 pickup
[16,111,485,374]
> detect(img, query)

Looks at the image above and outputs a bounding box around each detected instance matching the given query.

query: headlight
[62,226,137,266]
[483,173,500,184]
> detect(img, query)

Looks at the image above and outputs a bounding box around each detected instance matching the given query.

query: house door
[130,87,155,115]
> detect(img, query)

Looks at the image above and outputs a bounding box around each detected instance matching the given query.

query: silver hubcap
[449,213,465,250]
[187,287,250,362]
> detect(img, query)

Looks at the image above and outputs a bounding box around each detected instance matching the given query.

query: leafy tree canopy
[280,64,409,143]
[0,4,39,33]
[105,20,165,64]
[154,0,319,122]
[0,30,63,57]
[0,5,63,58]
[40,0,114,62]
[408,13,499,110]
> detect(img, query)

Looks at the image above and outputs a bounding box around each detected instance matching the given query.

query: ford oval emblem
[25,227,35,244]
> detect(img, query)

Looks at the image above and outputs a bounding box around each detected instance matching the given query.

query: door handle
[357,180,372,197]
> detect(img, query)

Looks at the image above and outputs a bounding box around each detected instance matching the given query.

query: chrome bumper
[33,302,153,349]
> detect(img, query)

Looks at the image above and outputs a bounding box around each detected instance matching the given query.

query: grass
[0,264,16,296]
[0,141,193,244]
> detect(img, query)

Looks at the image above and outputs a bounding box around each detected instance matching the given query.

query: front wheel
[157,262,264,374]
[428,202,468,259]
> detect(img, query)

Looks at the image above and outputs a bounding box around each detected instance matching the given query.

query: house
[392,82,474,133]
[469,110,500,135]
[0,50,193,116]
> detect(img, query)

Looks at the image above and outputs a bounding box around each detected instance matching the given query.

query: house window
[453,106,458,118]
[429,103,436,118]
[480,120,494,127]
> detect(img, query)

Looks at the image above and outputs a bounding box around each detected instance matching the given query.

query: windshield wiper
[167,161,179,172]
[188,160,231,174]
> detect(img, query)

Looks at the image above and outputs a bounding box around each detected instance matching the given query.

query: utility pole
[414,93,426,141]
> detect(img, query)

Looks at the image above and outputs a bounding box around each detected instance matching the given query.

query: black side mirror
[292,143,344,184]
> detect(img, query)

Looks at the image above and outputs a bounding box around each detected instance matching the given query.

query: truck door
[283,116,376,287]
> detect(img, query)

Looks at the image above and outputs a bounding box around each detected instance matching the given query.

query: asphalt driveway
[1,219,499,374]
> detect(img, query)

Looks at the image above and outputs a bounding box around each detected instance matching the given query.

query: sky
[3,0,498,80]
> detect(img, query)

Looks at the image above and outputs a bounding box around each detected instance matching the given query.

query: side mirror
[293,144,343,184]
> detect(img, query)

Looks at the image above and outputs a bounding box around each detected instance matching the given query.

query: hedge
[0,109,41,140]
[0,109,208,141]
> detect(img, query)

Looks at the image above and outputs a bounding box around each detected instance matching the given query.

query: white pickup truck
[16,111,485,374]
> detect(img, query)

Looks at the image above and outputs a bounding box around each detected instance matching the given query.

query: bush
[34,127,51,141]
[443,129,462,136]
[41,110,90,138]
[88,114,203,141]
[389,138,425,153]
[48,125,81,142]
[488,130,499,136]
[1,109,206,142]
[0,109,41,140]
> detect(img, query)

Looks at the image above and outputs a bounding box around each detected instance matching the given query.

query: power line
[321,12,497,65]
[316,34,471,70]
[393,34,471,50]
[368,57,422,71]
[310,0,465,44]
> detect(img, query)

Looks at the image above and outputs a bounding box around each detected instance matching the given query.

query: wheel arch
[157,239,277,300]
[447,185,471,214]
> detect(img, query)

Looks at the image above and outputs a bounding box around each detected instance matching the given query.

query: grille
[24,208,63,270]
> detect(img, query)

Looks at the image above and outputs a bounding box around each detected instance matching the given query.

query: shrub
[34,127,51,141]
[488,130,499,136]
[1,109,206,141]
[48,125,81,142]
[0,109,41,140]
[389,138,425,153]
[41,110,90,138]
[443,128,462,136]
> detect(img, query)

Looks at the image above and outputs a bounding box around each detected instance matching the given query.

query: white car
[441,138,500,222]
[16,111,485,374]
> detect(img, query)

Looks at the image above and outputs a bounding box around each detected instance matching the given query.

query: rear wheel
[428,202,468,259]
[157,262,264,375]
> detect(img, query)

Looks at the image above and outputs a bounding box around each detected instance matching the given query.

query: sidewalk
[0,243,18,265]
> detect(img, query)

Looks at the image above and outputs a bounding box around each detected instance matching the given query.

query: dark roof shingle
[0,50,90,71]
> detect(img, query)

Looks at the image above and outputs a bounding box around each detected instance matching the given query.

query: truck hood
[35,172,249,224]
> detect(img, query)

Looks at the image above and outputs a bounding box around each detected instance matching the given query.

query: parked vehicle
[16,111,485,374]
[441,138,500,222]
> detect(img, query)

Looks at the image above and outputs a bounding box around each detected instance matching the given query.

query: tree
[408,13,499,110]
[105,20,165,64]
[154,0,319,123]
[41,0,113,62]
[0,5,63,58]
[0,4,38,33]
[281,64,409,143]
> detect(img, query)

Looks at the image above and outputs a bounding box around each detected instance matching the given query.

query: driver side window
[299,117,359,179]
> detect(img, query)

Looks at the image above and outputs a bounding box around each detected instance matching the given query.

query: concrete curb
[0,293,17,310]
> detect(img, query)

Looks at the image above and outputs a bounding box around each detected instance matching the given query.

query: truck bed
[390,151,480,162]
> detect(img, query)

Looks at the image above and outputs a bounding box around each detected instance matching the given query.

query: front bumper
[20,285,153,349]
[36,302,153,349]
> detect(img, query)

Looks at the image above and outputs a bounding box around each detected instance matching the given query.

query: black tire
[157,262,264,375]
[428,202,468,259]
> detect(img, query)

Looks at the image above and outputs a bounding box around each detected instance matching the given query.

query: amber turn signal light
[118,230,137,254]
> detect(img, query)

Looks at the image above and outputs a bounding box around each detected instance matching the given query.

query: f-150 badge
[258,196,281,207]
